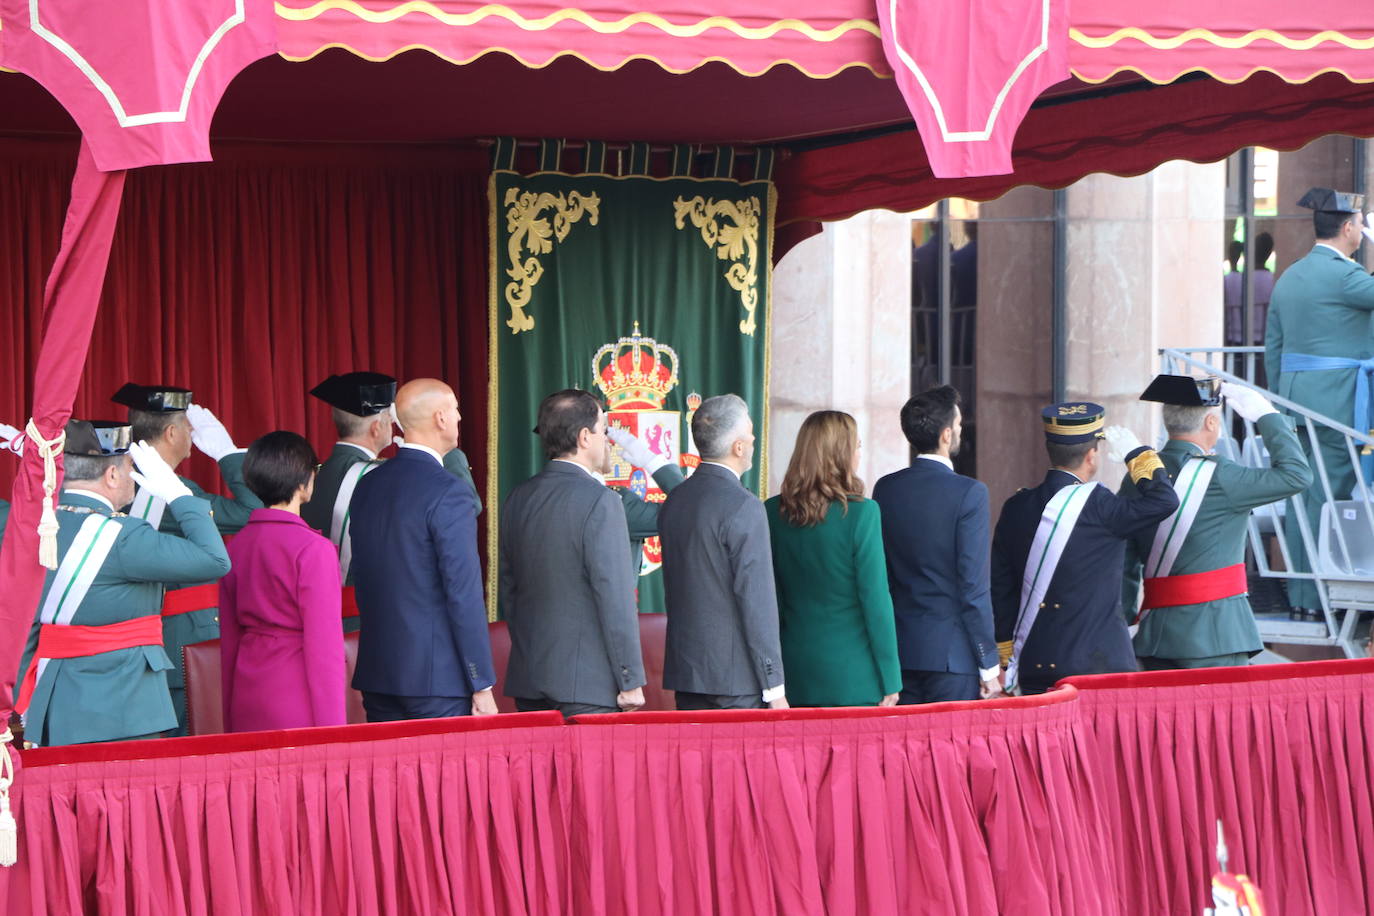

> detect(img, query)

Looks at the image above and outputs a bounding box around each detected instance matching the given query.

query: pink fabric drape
[10,661,1374,913]
[0,144,125,896]
[1062,658,1374,916]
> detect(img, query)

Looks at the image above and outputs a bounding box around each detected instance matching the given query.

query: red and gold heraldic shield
[594,323,700,574]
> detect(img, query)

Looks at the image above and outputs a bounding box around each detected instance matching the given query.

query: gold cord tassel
[26,420,65,570]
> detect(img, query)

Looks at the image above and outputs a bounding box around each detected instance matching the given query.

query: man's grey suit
[500,460,646,711]
[658,462,784,705]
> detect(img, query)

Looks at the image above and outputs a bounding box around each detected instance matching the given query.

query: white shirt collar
[65,488,115,511]
[1316,242,1351,260]
[400,442,444,465]
[554,458,606,485]
[916,453,953,470]
[701,459,743,480]
[337,441,378,460]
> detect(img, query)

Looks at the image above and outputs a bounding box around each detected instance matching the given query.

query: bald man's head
[395,379,461,451]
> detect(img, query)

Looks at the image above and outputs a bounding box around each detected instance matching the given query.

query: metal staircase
[1158,347,1374,659]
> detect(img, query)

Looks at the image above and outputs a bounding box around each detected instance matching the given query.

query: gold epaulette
[1126,449,1165,484]
[997,640,1014,666]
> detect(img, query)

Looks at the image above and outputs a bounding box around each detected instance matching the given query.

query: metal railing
[1160,347,1374,658]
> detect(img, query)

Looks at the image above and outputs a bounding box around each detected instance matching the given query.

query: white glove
[1220,382,1278,422]
[390,403,404,433]
[607,425,668,473]
[129,441,193,503]
[392,435,405,449]
[1363,214,1374,245]
[0,422,23,457]
[186,404,239,462]
[1103,426,1144,463]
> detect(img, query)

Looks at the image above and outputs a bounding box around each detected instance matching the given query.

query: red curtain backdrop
[0,137,491,500]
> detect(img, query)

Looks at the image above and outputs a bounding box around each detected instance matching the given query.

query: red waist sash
[16,615,164,713]
[1141,563,1247,612]
[161,583,219,617]
[342,586,359,619]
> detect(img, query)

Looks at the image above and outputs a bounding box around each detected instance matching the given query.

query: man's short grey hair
[693,394,751,460]
[64,453,124,483]
[1162,405,1214,436]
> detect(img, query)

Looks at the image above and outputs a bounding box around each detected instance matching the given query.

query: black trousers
[515,697,619,718]
[674,691,764,711]
[361,691,472,722]
[899,669,980,705]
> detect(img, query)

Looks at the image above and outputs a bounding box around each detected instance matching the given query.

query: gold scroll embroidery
[673,195,761,336]
[503,187,600,333]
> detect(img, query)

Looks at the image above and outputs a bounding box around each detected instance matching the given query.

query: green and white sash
[1005,482,1097,693]
[27,514,121,717]
[330,460,380,580]
[129,487,166,530]
[1145,456,1215,580]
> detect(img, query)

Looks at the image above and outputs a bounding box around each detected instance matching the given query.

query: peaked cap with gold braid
[1041,402,1106,445]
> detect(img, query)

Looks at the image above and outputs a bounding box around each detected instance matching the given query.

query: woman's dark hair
[536,389,602,460]
[244,431,318,506]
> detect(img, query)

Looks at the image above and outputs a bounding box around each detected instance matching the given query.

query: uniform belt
[16,614,164,713]
[161,582,219,616]
[1141,563,1247,611]
[342,586,359,619]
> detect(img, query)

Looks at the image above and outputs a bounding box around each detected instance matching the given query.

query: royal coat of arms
[594,322,701,575]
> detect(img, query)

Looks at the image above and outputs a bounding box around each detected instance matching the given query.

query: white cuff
[761,683,785,703]
[979,666,1000,683]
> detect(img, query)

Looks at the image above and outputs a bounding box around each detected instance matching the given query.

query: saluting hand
[186,404,240,462]
[0,422,23,457]
[606,426,667,473]
[1103,426,1145,463]
[1220,382,1278,423]
[129,441,193,503]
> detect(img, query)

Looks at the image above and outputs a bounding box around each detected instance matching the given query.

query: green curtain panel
[488,169,775,615]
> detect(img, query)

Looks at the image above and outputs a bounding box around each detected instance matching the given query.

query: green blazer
[17,490,231,745]
[1121,413,1312,660]
[763,496,901,706]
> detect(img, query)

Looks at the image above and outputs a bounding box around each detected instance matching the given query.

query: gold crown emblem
[593,321,679,410]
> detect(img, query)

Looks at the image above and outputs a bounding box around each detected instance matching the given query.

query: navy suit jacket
[873,458,998,675]
[349,447,495,698]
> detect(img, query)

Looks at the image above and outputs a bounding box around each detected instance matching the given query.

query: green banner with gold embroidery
[488,169,774,616]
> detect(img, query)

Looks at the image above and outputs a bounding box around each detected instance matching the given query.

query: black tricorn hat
[64,419,132,456]
[110,383,192,412]
[1296,187,1364,214]
[309,372,397,417]
[1140,374,1222,407]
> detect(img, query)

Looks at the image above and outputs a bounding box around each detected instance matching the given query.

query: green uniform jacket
[154,451,264,693]
[17,491,231,745]
[1263,244,1374,607]
[1121,413,1312,660]
[763,497,902,707]
[620,464,685,571]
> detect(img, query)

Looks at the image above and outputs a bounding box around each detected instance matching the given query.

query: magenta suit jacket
[220,508,346,731]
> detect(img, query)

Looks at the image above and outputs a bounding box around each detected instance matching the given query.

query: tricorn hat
[64,419,132,456]
[1296,187,1364,214]
[110,383,192,413]
[1140,374,1222,407]
[309,372,397,417]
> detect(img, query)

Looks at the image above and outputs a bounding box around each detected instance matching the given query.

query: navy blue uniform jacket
[349,447,495,698]
[991,461,1178,684]
[873,459,998,675]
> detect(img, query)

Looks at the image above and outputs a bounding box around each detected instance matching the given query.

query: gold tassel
[26,420,65,570]
[0,726,16,867]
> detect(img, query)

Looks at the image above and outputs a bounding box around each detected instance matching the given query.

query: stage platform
[5,658,1372,914]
